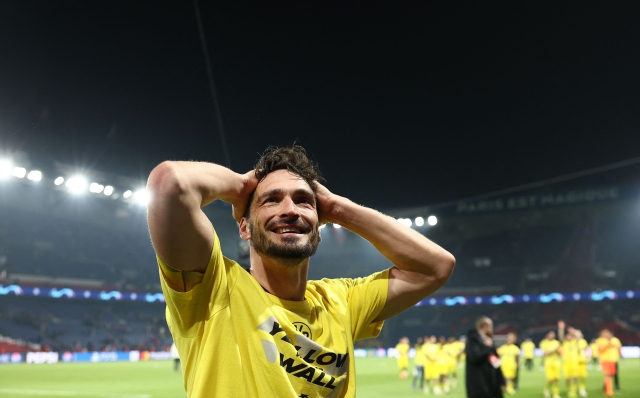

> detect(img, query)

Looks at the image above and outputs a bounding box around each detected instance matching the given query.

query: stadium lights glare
[427,215,438,226]
[0,160,12,179]
[133,189,150,205]
[65,176,88,193]
[415,217,424,227]
[397,218,412,227]
[89,182,104,193]
[103,185,114,196]
[333,223,342,229]
[54,176,65,185]
[27,170,42,182]
[12,167,26,178]
[122,190,133,199]
[319,224,326,229]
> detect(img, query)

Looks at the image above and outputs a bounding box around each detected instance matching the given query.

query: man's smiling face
[244,169,321,264]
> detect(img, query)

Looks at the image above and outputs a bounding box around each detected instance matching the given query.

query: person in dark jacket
[465,316,505,398]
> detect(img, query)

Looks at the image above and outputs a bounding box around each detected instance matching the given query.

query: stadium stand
[1,155,639,349]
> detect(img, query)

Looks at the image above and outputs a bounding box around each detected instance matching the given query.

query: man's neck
[248,249,309,301]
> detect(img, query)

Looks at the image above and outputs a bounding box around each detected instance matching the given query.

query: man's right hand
[483,336,493,347]
[231,170,259,222]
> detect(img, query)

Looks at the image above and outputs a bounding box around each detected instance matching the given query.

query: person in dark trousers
[465,316,505,398]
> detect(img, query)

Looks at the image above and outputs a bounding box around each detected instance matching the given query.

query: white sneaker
[544,390,550,398]
[553,395,562,398]
[423,386,430,395]
[434,386,443,396]
[579,390,588,397]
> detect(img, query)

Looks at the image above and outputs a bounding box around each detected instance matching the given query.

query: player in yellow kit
[436,336,453,394]
[444,336,460,388]
[521,338,536,371]
[596,329,621,397]
[588,338,599,369]
[396,337,411,379]
[497,333,520,395]
[422,336,440,395]
[412,337,425,391]
[574,329,588,397]
[540,330,562,398]
[559,321,579,398]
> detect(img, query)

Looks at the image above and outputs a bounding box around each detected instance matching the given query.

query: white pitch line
[0,389,150,398]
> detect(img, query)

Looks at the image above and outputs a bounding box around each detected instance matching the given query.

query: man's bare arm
[147,161,256,272]
[316,184,455,322]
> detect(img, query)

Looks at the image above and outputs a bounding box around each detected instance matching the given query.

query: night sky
[1,2,639,210]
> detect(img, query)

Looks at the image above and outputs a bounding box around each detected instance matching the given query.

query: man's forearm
[330,197,454,279]
[150,161,247,207]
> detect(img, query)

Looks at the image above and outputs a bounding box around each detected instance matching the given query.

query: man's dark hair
[245,144,323,217]
[254,144,323,188]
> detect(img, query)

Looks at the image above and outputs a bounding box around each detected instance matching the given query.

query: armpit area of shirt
[158,257,205,293]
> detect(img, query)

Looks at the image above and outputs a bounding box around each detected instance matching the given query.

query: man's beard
[249,219,321,267]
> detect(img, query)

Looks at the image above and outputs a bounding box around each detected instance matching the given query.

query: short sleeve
[157,226,233,338]
[336,269,389,341]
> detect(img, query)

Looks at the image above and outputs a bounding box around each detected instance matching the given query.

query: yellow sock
[507,380,513,391]
[579,379,586,390]
[552,383,560,396]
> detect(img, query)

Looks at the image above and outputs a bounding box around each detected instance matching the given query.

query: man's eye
[265,198,276,203]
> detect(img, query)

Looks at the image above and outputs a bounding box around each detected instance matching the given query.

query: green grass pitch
[0,358,637,397]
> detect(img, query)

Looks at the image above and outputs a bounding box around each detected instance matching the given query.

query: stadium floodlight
[122,190,133,199]
[333,223,342,229]
[405,218,412,227]
[27,170,42,182]
[12,167,26,178]
[54,176,65,186]
[427,215,438,226]
[133,189,150,205]
[103,185,114,196]
[65,176,88,193]
[89,182,104,193]
[319,224,326,229]
[0,160,12,179]
[415,216,425,227]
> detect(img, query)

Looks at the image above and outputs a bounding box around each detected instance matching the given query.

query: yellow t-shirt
[422,343,438,363]
[443,343,458,364]
[521,341,535,359]
[455,341,466,360]
[539,339,561,366]
[396,343,410,358]
[414,344,425,366]
[497,344,520,368]
[596,337,621,362]
[561,340,579,362]
[589,342,599,359]
[577,338,588,364]
[158,228,389,398]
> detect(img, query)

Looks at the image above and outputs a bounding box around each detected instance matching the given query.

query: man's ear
[239,218,251,241]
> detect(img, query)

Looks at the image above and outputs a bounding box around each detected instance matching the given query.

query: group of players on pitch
[396,335,466,395]
[396,321,622,398]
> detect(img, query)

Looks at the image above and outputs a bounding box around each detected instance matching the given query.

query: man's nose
[279,196,299,218]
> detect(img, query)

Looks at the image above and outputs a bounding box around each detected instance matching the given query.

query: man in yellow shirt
[596,329,622,397]
[412,337,425,391]
[422,336,440,395]
[574,329,588,398]
[588,338,599,369]
[540,330,562,398]
[147,145,456,397]
[497,333,519,395]
[396,337,410,379]
[444,336,460,389]
[558,321,579,398]
[521,338,536,371]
